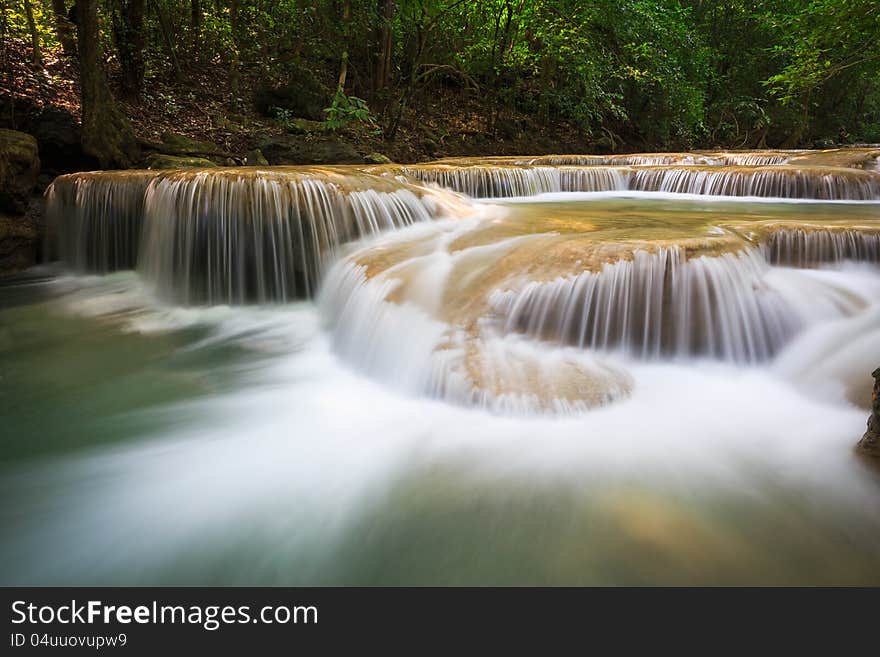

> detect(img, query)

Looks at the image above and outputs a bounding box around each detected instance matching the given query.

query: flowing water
[2,149,880,584]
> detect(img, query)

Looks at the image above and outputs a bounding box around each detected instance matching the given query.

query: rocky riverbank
[0,129,41,273]
[858,368,880,457]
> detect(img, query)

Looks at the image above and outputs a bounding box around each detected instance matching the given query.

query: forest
[1,0,878,170]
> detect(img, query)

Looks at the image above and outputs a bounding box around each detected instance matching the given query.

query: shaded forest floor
[1,37,596,167]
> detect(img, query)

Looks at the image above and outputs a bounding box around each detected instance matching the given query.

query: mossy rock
[0,129,40,215]
[285,118,327,135]
[259,135,361,165]
[364,152,392,164]
[245,149,269,166]
[144,154,218,169]
[0,212,39,273]
[158,132,230,157]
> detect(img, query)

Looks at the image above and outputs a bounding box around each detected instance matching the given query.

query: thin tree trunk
[76,0,139,168]
[190,0,201,52]
[23,0,43,68]
[150,0,183,80]
[228,0,241,96]
[111,0,146,101]
[336,0,351,96]
[372,0,394,97]
[50,0,76,57]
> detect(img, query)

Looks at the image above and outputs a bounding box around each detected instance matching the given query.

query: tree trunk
[76,0,139,168]
[150,0,183,80]
[190,0,201,52]
[23,0,43,68]
[336,0,351,96]
[372,0,394,98]
[51,0,77,57]
[52,0,76,57]
[111,0,146,101]
[228,0,240,95]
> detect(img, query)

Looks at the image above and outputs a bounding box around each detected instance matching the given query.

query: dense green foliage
[2,0,879,148]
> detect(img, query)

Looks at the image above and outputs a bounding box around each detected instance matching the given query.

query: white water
[3,270,880,585]
[6,154,880,584]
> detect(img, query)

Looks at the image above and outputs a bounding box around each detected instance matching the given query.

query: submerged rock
[858,368,880,457]
[0,129,40,214]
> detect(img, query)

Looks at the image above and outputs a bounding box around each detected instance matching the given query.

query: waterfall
[41,149,880,415]
[761,228,880,267]
[397,164,880,199]
[490,247,867,363]
[398,165,628,197]
[715,153,792,166]
[319,258,634,415]
[513,155,684,166]
[47,171,156,272]
[628,166,880,200]
[47,168,462,303]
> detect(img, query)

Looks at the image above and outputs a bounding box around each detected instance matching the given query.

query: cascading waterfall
[398,165,628,197]
[397,163,880,199]
[42,148,880,414]
[628,166,880,200]
[319,255,635,415]
[512,152,793,166]
[491,246,866,363]
[762,228,880,267]
[48,167,464,303]
[12,148,880,588]
[47,170,157,271]
[139,169,448,303]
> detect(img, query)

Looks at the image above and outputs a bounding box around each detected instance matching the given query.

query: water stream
[2,149,880,584]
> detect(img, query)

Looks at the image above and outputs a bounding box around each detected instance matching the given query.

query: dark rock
[284,118,327,135]
[0,129,40,214]
[422,137,438,157]
[155,132,232,157]
[144,153,218,169]
[254,66,331,122]
[245,149,269,166]
[857,367,880,457]
[364,152,392,164]
[30,106,96,175]
[258,135,362,165]
[0,212,39,274]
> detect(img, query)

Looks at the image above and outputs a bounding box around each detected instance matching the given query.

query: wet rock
[857,367,880,457]
[254,66,331,122]
[364,152,392,165]
[144,153,218,169]
[0,129,40,214]
[258,135,361,165]
[245,149,269,166]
